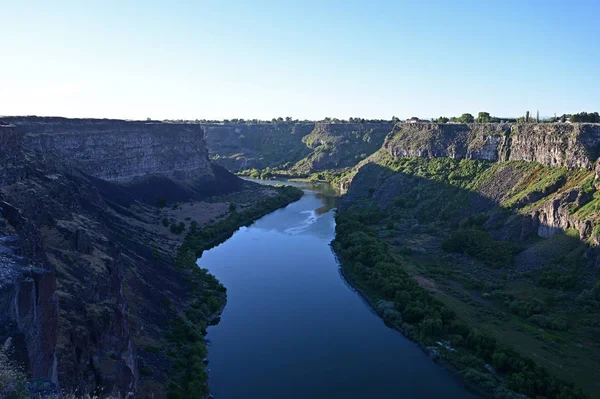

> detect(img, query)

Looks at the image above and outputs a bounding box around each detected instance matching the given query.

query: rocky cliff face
[383,122,600,169]
[0,124,26,187]
[290,122,393,173]
[203,122,314,171]
[5,117,214,182]
[0,117,240,397]
[203,122,394,173]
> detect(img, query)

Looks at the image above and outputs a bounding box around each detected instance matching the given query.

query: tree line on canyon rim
[161,111,600,125]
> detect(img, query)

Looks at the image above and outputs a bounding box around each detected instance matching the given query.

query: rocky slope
[0,117,246,397]
[383,122,600,169]
[203,121,393,174]
[5,116,214,182]
[203,122,314,171]
[336,123,600,397]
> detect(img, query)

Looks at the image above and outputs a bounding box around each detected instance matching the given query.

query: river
[199,180,477,398]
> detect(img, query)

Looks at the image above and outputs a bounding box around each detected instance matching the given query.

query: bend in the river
[198,180,477,398]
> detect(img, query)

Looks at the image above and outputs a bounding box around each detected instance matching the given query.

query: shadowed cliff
[0,117,248,397]
[337,159,600,397]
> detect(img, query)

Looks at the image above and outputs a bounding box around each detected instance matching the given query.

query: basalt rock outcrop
[0,117,242,397]
[340,122,600,242]
[5,117,215,182]
[383,122,600,169]
[203,121,393,173]
[203,122,314,171]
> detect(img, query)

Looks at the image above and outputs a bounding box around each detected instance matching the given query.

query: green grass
[333,210,587,399]
[332,154,600,397]
[442,228,522,268]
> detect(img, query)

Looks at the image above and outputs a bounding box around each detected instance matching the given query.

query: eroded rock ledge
[383,122,600,169]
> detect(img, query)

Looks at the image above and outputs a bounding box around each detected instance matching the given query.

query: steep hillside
[335,124,600,398]
[382,122,600,168]
[290,122,393,174]
[0,118,301,398]
[204,122,394,175]
[203,122,314,171]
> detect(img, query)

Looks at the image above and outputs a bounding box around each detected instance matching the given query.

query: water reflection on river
[199,179,476,398]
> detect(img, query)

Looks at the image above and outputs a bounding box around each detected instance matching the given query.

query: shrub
[170,222,186,235]
[442,229,521,268]
[528,314,568,331]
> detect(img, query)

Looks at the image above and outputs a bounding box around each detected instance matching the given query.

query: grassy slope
[334,155,600,398]
[237,123,393,178]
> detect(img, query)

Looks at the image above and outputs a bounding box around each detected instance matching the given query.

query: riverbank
[331,211,588,399]
[165,184,303,398]
[237,168,352,187]
[334,252,487,398]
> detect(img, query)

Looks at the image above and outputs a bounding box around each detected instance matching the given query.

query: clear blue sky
[1,0,599,120]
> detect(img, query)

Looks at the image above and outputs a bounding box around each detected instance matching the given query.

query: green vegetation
[333,211,587,399]
[458,113,475,123]
[442,229,522,268]
[183,186,302,255]
[170,222,186,235]
[477,112,491,123]
[331,154,600,396]
[166,185,303,399]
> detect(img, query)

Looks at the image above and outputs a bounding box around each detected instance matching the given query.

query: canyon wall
[203,121,393,173]
[383,122,600,169]
[5,117,214,182]
[0,117,238,397]
[202,122,314,171]
[343,123,600,246]
[0,124,26,187]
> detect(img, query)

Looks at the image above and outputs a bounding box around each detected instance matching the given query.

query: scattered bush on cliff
[170,222,186,234]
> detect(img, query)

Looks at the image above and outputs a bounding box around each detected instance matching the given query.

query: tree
[536,110,540,123]
[285,116,292,122]
[438,116,449,124]
[476,112,490,123]
[569,111,600,123]
[525,111,530,122]
[391,115,400,124]
[459,113,474,123]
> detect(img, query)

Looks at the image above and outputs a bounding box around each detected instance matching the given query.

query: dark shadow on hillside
[338,162,600,396]
[342,162,598,283]
[88,163,242,207]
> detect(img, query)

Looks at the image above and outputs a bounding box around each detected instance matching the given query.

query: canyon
[206,120,600,398]
[0,117,296,398]
[2,117,600,398]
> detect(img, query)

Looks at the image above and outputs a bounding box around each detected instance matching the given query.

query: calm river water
[199,180,476,398]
